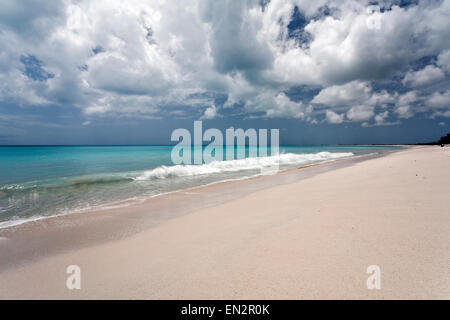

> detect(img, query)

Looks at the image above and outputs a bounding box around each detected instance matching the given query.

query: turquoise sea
[0,145,401,228]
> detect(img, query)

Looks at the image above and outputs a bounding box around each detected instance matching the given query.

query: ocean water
[0,145,401,228]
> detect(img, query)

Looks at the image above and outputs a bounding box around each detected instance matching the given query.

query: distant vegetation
[436,133,450,144]
[423,133,450,145]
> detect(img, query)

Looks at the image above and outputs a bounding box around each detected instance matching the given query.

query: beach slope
[1,146,449,299]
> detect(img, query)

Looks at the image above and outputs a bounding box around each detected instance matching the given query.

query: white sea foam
[0,215,49,229]
[135,152,354,180]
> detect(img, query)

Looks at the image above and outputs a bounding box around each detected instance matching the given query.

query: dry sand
[0,146,449,299]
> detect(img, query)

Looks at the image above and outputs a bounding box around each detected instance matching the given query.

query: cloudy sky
[0,0,449,144]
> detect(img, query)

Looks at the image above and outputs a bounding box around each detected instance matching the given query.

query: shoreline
[0,147,393,230]
[0,149,394,272]
[2,146,449,299]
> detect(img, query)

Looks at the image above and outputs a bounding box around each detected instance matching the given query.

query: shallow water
[0,145,402,227]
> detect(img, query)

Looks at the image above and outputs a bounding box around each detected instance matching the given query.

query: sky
[0,0,449,145]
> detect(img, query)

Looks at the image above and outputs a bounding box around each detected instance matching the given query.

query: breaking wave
[135,152,354,180]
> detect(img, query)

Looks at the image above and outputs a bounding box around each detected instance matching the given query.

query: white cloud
[397,90,418,106]
[438,50,450,73]
[312,81,372,107]
[312,81,398,123]
[432,110,450,118]
[362,110,400,127]
[201,104,217,119]
[268,93,307,119]
[325,110,344,124]
[428,90,450,109]
[272,0,450,85]
[0,0,449,125]
[248,91,310,119]
[395,106,413,119]
[402,65,445,88]
[346,105,374,122]
[394,91,418,119]
[312,81,397,108]
[374,111,389,125]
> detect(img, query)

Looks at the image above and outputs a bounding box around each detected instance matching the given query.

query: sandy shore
[1,146,449,299]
